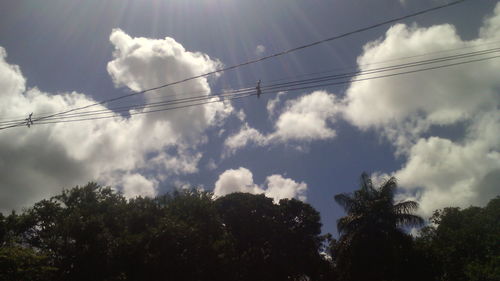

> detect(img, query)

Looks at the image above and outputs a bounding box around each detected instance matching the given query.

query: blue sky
[0,0,499,235]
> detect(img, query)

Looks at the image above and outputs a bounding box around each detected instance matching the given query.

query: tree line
[0,174,498,281]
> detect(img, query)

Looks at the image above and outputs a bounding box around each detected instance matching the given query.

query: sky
[0,0,498,235]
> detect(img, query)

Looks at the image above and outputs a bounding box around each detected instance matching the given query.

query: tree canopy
[415,196,500,281]
[0,176,498,281]
[0,183,329,281]
[331,173,425,281]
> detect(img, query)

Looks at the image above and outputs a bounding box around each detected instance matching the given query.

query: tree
[0,245,56,281]
[4,184,240,281]
[332,173,424,281]
[1,182,332,280]
[135,190,236,281]
[215,193,328,281]
[416,196,500,281]
[15,182,128,281]
[0,212,56,281]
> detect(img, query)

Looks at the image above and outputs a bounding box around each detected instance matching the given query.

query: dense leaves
[215,193,327,281]
[331,173,425,281]
[0,177,498,281]
[415,196,500,281]
[0,183,328,281]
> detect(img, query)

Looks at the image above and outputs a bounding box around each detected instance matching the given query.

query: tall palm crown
[333,173,425,281]
[334,173,424,238]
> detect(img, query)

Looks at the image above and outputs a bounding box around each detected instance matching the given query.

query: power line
[3,52,497,128]
[4,39,497,122]
[262,47,500,90]
[34,55,500,125]
[9,0,467,129]
[2,43,495,127]
[0,47,496,127]
[263,39,500,85]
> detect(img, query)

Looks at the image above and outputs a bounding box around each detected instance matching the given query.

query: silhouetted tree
[215,193,328,281]
[416,196,500,281]
[15,183,128,281]
[0,183,332,281]
[0,212,56,281]
[134,190,236,281]
[332,173,424,281]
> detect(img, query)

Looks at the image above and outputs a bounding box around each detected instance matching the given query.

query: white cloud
[224,123,267,156]
[107,29,232,142]
[224,90,340,155]
[255,44,266,56]
[172,180,201,191]
[266,91,286,118]
[206,158,218,171]
[213,167,307,203]
[343,4,500,216]
[213,167,264,195]
[272,90,339,141]
[265,174,307,202]
[394,112,500,216]
[121,173,157,199]
[150,150,202,175]
[0,48,25,98]
[236,109,246,121]
[0,29,232,212]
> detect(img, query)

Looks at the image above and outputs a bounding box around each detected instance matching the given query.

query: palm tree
[332,173,424,281]
[335,173,423,238]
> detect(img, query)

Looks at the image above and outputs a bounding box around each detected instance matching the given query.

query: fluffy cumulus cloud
[342,4,500,215]
[265,174,307,202]
[224,90,340,155]
[213,167,307,203]
[273,90,339,141]
[107,29,233,141]
[121,173,158,199]
[0,30,233,211]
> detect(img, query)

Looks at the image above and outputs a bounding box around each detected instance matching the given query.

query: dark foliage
[215,193,328,281]
[415,196,500,281]
[0,183,329,281]
[331,173,425,281]
[1,177,498,281]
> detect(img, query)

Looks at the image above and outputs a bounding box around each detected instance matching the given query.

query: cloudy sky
[0,0,498,235]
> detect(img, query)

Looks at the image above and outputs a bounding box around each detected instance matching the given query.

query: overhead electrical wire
[2,39,497,123]
[263,39,500,85]
[0,47,497,126]
[259,47,500,90]
[31,54,500,125]
[1,48,497,128]
[0,0,468,130]
[2,42,496,125]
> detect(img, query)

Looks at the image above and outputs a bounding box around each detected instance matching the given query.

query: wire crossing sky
[1,45,498,128]
[1,0,469,131]
[3,38,499,122]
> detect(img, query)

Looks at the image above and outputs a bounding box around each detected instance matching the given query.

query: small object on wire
[25,112,34,128]
[256,80,262,98]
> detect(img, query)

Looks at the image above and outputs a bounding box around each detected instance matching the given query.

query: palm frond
[393,201,419,214]
[395,213,424,228]
[335,173,424,238]
[337,215,363,235]
[360,172,373,191]
[334,193,357,213]
[379,177,397,201]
